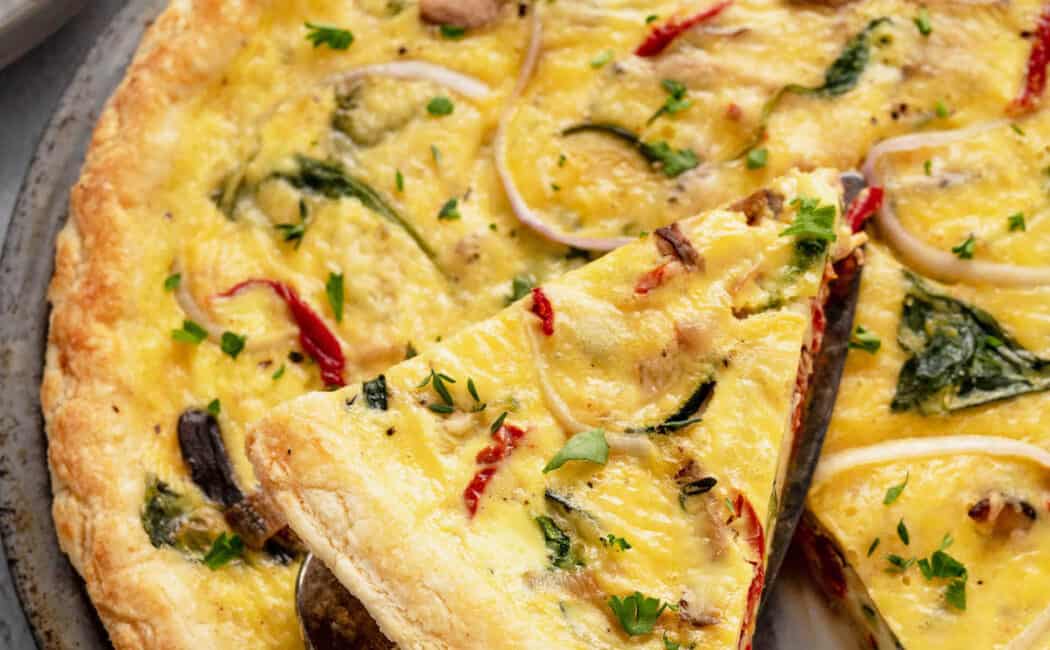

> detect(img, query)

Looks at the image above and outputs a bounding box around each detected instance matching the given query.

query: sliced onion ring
[863,120,1050,287]
[494,7,635,252]
[171,263,292,352]
[813,435,1050,487]
[326,61,492,99]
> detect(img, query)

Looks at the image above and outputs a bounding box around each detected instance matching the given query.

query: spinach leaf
[626,379,715,434]
[276,156,441,270]
[814,18,891,97]
[892,272,1050,414]
[363,375,388,410]
[535,516,577,569]
[562,123,700,178]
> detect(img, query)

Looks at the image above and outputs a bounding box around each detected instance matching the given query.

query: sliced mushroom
[177,410,244,508]
[730,188,784,225]
[225,489,292,550]
[420,0,503,29]
[654,223,702,269]
[968,492,1037,536]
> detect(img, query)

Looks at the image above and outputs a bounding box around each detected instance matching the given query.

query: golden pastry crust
[42,2,267,647]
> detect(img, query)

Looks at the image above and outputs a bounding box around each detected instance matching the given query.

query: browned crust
[41,2,266,648]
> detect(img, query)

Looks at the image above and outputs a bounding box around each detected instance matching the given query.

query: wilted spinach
[891,272,1050,414]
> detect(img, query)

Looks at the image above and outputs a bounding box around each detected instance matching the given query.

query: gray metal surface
[0,2,164,648]
[0,1,85,71]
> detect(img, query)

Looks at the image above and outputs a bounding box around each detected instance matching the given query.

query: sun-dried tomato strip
[635,1,734,57]
[464,423,528,517]
[635,262,672,295]
[217,279,346,387]
[530,287,555,336]
[733,492,766,650]
[1011,5,1050,114]
[844,186,884,233]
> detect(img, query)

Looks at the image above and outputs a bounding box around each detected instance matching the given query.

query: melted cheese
[70,0,1050,646]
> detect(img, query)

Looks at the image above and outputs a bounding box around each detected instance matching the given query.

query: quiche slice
[800,244,1050,649]
[248,169,858,649]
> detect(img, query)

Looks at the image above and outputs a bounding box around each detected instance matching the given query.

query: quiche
[801,108,1050,646]
[39,0,1050,647]
[248,169,853,650]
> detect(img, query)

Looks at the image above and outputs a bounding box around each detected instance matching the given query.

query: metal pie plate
[0,2,852,647]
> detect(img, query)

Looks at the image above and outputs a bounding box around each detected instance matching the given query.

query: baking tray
[0,0,86,70]
[0,2,853,647]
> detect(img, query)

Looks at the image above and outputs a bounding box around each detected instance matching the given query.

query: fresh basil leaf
[203,532,244,570]
[543,429,609,473]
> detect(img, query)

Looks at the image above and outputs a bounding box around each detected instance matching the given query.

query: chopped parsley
[543,429,609,473]
[924,159,933,175]
[868,537,880,557]
[172,320,208,345]
[590,50,613,69]
[220,332,247,359]
[914,7,932,36]
[203,532,244,570]
[206,399,221,417]
[601,534,632,551]
[648,79,693,125]
[439,24,466,39]
[646,14,659,24]
[431,144,441,164]
[917,544,968,611]
[395,169,404,192]
[1011,123,1026,136]
[437,198,461,220]
[305,22,354,50]
[934,100,951,118]
[272,364,286,380]
[951,234,976,259]
[163,273,181,291]
[363,375,388,410]
[884,472,909,504]
[1008,212,1026,232]
[638,140,699,177]
[897,519,910,545]
[781,196,838,246]
[849,325,881,354]
[608,592,670,636]
[506,273,536,304]
[945,577,967,610]
[746,147,768,170]
[326,272,344,323]
[427,96,454,116]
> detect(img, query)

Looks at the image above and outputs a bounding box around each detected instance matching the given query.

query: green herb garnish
[951,234,976,259]
[868,537,880,557]
[220,332,246,359]
[884,472,908,504]
[490,411,508,434]
[781,196,838,246]
[590,50,613,68]
[648,79,693,125]
[172,320,208,345]
[305,22,354,50]
[746,147,768,170]
[206,399,221,417]
[164,273,181,291]
[602,534,632,551]
[427,96,454,116]
[440,24,466,39]
[1008,212,1026,232]
[272,364,286,380]
[886,554,915,572]
[203,532,244,570]
[543,429,609,473]
[849,325,881,354]
[608,592,670,636]
[506,274,536,304]
[395,169,404,192]
[437,198,461,220]
[419,369,456,406]
[326,272,344,322]
[428,403,454,414]
[363,375,388,410]
[562,123,699,178]
[897,519,910,545]
[914,7,932,36]
[935,100,951,118]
